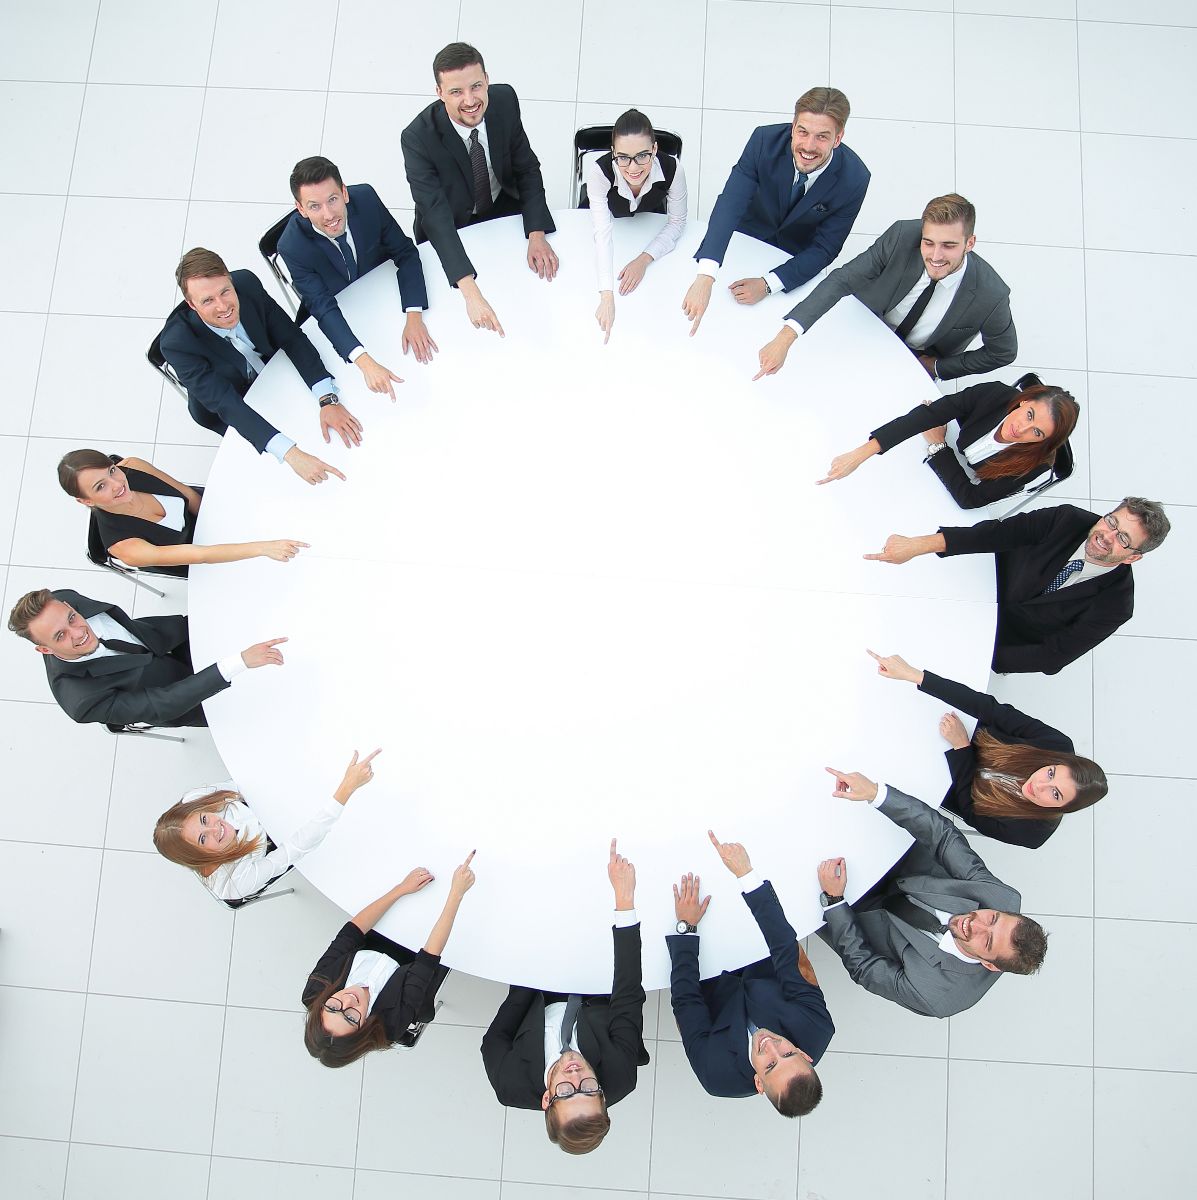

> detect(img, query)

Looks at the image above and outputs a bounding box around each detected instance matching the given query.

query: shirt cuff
[613,908,639,928]
[822,897,848,913]
[765,271,785,295]
[738,869,763,894]
[309,377,338,402]
[217,653,249,683]
[404,307,424,314]
[784,319,804,336]
[264,433,296,463]
[870,784,889,808]
[347,346,366,362]
[696,258,719,279]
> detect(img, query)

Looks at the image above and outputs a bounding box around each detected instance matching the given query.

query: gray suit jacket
[818,786,1022,1018]
[785,219,1017,380]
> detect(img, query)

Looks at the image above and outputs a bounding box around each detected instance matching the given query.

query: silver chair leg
[100,558,166,598]
[238,887,295,908]
[112,726,187,743]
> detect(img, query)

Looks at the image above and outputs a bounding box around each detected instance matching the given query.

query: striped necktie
[1042,559,1084,594]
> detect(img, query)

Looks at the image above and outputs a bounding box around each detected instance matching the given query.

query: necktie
[100,637,146,655]
[789,170,808,209]
[1042,559,1084,594]
[893,278,938,344]
[468,128,493,216]
[228,331,265,380]
[559,993,583,1052]
[884,894,948,937]
[334,233,357,281]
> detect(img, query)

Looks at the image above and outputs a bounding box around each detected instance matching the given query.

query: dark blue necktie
[334,233,357,281]
[1042,559,1084,594]
[789,170,809,209]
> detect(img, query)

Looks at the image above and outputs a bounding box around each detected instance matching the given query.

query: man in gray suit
[754,193,1016,384]
[815,767,1047,1018]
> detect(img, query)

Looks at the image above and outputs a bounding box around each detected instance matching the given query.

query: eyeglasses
[612,150,653,168]
[1101,512,1143,553]
[547,1078,603,1106]
[324,997,361,1028]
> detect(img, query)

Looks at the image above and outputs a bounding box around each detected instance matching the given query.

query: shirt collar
[794,147,833,186]
[206,319,249,342]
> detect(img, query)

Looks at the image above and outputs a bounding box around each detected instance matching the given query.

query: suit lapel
[926,258,979,349]
[237,294,272,359]
[184,308,247,375]
[434,106,475,194]
[1023,563,1125,607]
[782,150,842,226]
[887,236,930,311]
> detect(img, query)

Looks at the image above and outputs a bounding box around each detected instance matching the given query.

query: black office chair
[572,125,684,208]
[259,212,306,318]
[148,304,229,439]
[218,865,296,911]
[994,371,1076,517]
[396,996,447,1049]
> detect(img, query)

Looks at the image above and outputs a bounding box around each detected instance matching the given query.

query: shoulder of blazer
[882,218,923,257]
[51,588,109,620]
[830,140,871,187]
[346,182,383,214]
[230,268,267,305]
[487,82,519,113]
[278,208,320,254]
[963,250,1010,301]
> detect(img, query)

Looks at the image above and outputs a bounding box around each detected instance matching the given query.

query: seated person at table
[7,587,285,728]
[160,249,348,486]
[756,194,1016,382]
[481,839,649,1155]
[153,748,379,903]
[586,108,687,343]
[303,851,476,1066]
[401,41,557,337]
[58,449,306,575]
[864,497,1171,675]
[666,831,834,1116]
[868,650,1108,848]
[817,769,1048,1018]
[818,375,1079,509]
[278,155,435,399]
[682,86,869,335]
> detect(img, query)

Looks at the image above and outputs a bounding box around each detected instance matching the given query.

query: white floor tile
[207,1155,355,1200]
[1110,504,1191,641]
[0,4,100,83]
[208,0,335,91]
[1080,0,1197,21]
[506,1185,645,1200]
[0,1136,69,1200]
[0,195,67,315]
[696,107,792,224]
[987,642,1095,758]
[0,435,27,560]
[458,0,585,104]
[433,967,510,1029]
[88,0,218,86]
[835,0,951,8]
[64,1144,208,1200]
[516,100,581,212]
[958,0,1073,13]
[0,84,85,196]
[0,313,46,437]
[0,988,85,1139]
[328,0,458,95]
[354,1173,499,1200]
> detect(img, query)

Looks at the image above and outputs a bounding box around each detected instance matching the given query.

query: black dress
[95,464,200,578]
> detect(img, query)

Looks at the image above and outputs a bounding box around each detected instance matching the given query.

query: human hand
[920,424,949,445]
[682,275,713,336]
[939,712,971,750]
[673,872,710,926]
[825,767,878,803]
[818,445,871,486]
[463,286,505,336]
[617,254,650,295]
[707,829,752,878]
[817,857,846,898]
[401,313,439,364]
[336,748,381,802]
[258,539,309,563]
[917,354,938,378]
[863,534,924,565]
[753,329,796,380]
[608,838,636,908]
[284,446,346,485]
[449,850,477,898]
[399,866,435,895]
[320,402,363,448]
[240,636,288,669]
[866,648,923,685]
[355,352,403,400]
[729,277,768,305]
[596,291,615,344]
[527,232,559,281]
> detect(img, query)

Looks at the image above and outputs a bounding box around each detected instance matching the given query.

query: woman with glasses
[153,748,380,903]
[58,448,306,575]
[303,851,477,1067]
[818,376,1079,509]
[585,109,687,343]
[867,649,1107,847]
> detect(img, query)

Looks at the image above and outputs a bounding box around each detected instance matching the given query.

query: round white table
[191,211,996,992]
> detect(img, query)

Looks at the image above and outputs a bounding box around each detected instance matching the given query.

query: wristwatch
[761,277,773,295]
[318,394,340,408]
[923,441,947,462]
[819,891,844,908]
[676,920,698,934]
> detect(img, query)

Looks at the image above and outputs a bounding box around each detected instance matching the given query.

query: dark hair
[289,156,344,201]
[771,1067,823,1118]
[612,108,654,144]
[993,915,1048,975]
[972,730,1107,821]
[7,588,55,642]
[303,976,391,1067]
[793,86,850,133]
[1120,496,1170,554]
[922,193,976,241]
[973,385,1079,482]
[175,247,230,297]
[58,449,118,499]
[545,1101,611,1155]
[433,42,486,84]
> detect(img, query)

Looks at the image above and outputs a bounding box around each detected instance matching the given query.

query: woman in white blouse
[586,109,687,343]
[152,748,380,904]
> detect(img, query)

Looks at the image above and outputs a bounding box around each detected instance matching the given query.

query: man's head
[8,591,99,660]
[790,86,849,175]
[434,42,489,128]
[541,1049,610,1154]
[946,910,1048,974]
[919,193,976,281]
[290,156,350,239]
[176,247,239,329]
[1082,497,1170,567]
[749,1029,823,1117]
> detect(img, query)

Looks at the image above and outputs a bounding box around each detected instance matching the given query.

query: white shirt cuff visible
[738,869,763,894]
[870,784,889,808]
[217,653,249,683]
[309,377,338,402]
[822,897,848,912]
[265,433,296,463]
[613,908,639,928]
[784,319,804,336]
[765,271,785,295]
[404,307,423,314]
[696,258,719,279]
[348,346,366,362]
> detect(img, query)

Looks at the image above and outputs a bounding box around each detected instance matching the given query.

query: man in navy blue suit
[682,86,869,335]
[666,832,834,1117]
[278,156,435,401]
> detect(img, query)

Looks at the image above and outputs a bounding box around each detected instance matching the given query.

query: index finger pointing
[707,829,722,848]
[330,466,347,481]
[609,837,617,859]
[266,637,289,647]
[463,849,476,865]
[361,748,382,765]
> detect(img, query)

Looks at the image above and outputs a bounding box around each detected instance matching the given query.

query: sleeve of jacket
[481,986,540,1100]
[784,222,901,328]
[665,933,718,1091]
[51,661,230,727]
[772,169,871,293]
[934,292,1018,381]
[251,272,334,391]
[871,391,974,454]
[366,184,430,310]
[302,921,365,1005]
[919,669,1073,749]
[926,446,1031,510]
[377,949,443,1041]
[992,589,1132,676]
[280,238,360,364]
[605,923,648,1063]
[938,506,1067,558]
[694,130,769,267]
[502,89,555,238]
[401,122,476,286]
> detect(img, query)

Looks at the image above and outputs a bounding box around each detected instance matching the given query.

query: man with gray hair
[863,498,1171,675]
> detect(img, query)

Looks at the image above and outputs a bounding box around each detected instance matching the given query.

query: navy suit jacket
[695,125,870,292]
[159,269,333,454]
[278,183,428,362]
[667,881,834,1098]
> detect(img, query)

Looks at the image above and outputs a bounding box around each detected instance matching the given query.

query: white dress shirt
[77,610,246,686]
[1054,541,1119,591]
[960,420,1007,466]
[345,949,402,1016]
[451,117,501,205]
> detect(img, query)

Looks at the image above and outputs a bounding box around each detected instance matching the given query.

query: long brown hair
[152,790,263,872]
[58,449,118,498]
[973,385,1078,481]
[303,976,392,1067]
[972,730,1107,820]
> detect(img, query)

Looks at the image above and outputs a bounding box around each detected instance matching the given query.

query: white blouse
[345,950,401,1016]
[962,421,1007,466]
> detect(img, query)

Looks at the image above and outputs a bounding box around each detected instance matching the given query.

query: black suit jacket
[401,83,555,285]
[666,881,834,1098]
[41,590,228,727]
[480,923,649,1110]
[918,669,1070,848]
[159,269,333,454]
[939,504,1134,675]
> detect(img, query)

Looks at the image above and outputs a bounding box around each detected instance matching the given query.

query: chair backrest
[148,300,189,399]
[85,509,111,570]
[571,125,684,207]
[260,211,303,316]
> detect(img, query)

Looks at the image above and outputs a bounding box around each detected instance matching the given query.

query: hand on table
[320,401,363,448]
[681,275,713,336]
[917,354,938,378]
[461,281,505,337]
[618,254,651,295]
[240,636,288,669]
[863,534,925,565]
[673,872,710,926]
[921,424,949,445]
[825,767,878,803]
[753,329,795,380]
[355,352,403,400]
[596,291,615,344]
[939,712,971,750]
[284,446,346,485]
[399,866,435,895]
[608,837,636,908]
[527,232,559,281]
[818,444,872,486]
[817,857,846,898]
[708,828,753,878]
[729,277,768,305]
[402,313,439,364]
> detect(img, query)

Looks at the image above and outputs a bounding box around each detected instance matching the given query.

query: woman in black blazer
[303,851,476,1067]
[868,650,1107,848]
[819,378,1078,509]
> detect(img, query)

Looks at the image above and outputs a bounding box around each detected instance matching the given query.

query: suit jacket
[871,381,1056,510]
[786,219,1017,380]
[819,787,1022,1018]
[278,183,429,363]
[41,590,228,728]
[302,922,446,1042]
[159,269,333,454]
[480,923,650,1109]
[939,504,1134,675]
[401,84,555,285]
[917,669,1069,849]
[666,881,835,1098]
[695,125,870,292]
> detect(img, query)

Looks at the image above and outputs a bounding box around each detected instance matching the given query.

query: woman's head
[610,109,657,190]
[303,976,392,1067]
[58,449,130,508]
[972,731,1108,819]
[975,384,1079,481]
[153,790,260,870]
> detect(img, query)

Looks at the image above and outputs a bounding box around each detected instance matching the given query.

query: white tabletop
[190,210,996,992]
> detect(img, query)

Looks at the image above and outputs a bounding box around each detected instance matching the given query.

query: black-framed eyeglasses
[612,150,653,168]
[1101,512,1142,552]
[324,997,361,1028]
[547,1078,603,1105]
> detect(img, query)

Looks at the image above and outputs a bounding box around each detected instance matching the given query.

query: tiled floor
[1,2,1193,1198]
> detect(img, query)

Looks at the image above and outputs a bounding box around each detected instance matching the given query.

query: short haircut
[289,155,344,201]
[922,193,976,240]
[545,1101,611,1155]
[175,247,230,297]
[1120,496,1170,554]
[8,589,55,642]
[793,86,851,133]
[433,41,486,85]
[772,1067,823,1118]
[58,449,116,498]
[612,108,654,143]
[993,915,1048,975]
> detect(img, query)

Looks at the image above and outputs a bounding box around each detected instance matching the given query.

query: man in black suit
[480,839,649,1156]
[401,42,557,337]
[160,248,348,486]
[7,588,285,728]
[865,497,1171,675]
[667,832,834,1117]
[279,155,435,400]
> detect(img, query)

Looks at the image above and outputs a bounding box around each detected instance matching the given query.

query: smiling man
[817,769,1048,1018]
[755,193,1016,381]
